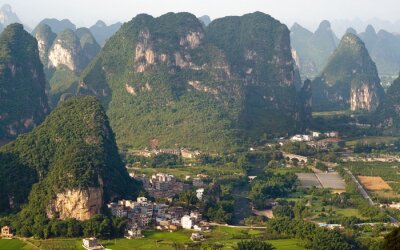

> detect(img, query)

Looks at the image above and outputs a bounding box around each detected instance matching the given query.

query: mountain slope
[311,33,384,112]
[0,24,49,145]
[0,96,140,221]
[78,12,306,151]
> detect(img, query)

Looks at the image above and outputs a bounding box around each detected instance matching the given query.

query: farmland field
[8,227,305,250]
[344,162,400,192]
[358,176,392,190]
[296,173,322,188]
[315,173,346,190]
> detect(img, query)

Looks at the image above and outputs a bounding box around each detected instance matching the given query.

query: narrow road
[344,167,398,224]
[344,168,374,205]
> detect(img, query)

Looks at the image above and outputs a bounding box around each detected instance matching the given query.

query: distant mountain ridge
[290,20,339,79]
[89,20,122,46]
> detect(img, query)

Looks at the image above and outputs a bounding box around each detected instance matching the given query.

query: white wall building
[181,215,194,229]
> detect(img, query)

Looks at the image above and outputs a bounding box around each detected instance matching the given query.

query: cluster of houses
[139,173,187,199]
[290,131,339,143]
[107,197,209,239]
[135,148,201,159]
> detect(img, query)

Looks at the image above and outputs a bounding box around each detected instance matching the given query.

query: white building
[181,215,195,229]
[126,228,142,238]
[196,188,204,200]
[290,134,312,142]
[312,131,321,138]
[82,238,104,250]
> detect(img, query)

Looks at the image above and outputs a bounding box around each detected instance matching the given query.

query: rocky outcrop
[47,187,103,220]
[350,82,381,111]
[48,29,81,72]
[33,24,57,65]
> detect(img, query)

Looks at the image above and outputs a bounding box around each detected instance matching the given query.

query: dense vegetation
[268,218,360,250]
[250,172,297,209]
[0,23,49,141]
[0,97,140,237]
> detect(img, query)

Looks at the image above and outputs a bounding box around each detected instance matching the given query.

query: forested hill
[311,33,383,112]
[78,12,309,152]
[0,23,49,144]
[0,97,140,233]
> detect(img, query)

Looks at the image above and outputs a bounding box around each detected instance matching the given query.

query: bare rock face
[48,42,79,71]
[350,83,380,111]
[47,187,103,220]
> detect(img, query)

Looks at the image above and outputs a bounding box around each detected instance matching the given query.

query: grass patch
[0,239,27,250]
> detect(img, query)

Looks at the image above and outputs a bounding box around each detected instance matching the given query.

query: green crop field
[0,239,28,250]
[28,239,84,250]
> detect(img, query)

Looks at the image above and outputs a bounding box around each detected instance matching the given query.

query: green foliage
[250,172,297,209]
[235,240,275,250]
[382,226,400,250]
[150,153,182,168]
[268,218,360,250]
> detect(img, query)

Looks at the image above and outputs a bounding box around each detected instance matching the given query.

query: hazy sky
[8,0,400,30]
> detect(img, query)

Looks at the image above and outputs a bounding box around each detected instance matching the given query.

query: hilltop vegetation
[0,23,49,143]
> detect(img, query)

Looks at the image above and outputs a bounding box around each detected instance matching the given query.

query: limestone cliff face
[48,29,81,72]
[32,24,56,65]
[47,187,103,220]
[350,82,381,111]
[40,27,100,73]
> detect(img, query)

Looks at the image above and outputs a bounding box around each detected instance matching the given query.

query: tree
[235,240,275,250]
[382,226,400,250]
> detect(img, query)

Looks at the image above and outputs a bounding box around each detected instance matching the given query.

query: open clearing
[297,172,345,190]
[296,173,322,188]
[358,176,392,190]
[315,173,346,190]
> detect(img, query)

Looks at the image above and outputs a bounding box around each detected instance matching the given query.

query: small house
[1,226,13,237]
